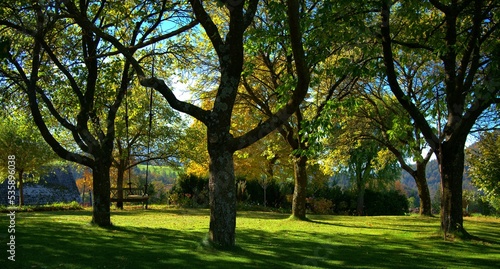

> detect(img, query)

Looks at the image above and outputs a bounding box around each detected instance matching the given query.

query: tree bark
[207,138,237,248]
[116,162,125,209]
[438,141,466,236]
[263,185,267,207]
[415,160,432,216]
[291,155,308,219]
[356,182,366,216]
[91,156,112,226]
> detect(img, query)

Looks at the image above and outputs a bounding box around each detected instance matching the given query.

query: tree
[0,115,56,205]
[0,0,195,225]
[239,0,370,219]
[75,168,93,205]
[354,82,434,216]
[380,0,500,236]
[466,130,500,204]
[320,98,401,215]
[64,0,311,247]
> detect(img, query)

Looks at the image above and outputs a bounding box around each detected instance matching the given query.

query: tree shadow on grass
[235,228,500,269]
[236,211,290,220]
[9,219,240,269]
[304,215,439,234]
[158,208,210,216]
[2,211,499,269]
[462,218,500,245]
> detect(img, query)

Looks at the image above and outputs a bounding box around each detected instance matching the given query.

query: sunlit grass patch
[0,208,498,268]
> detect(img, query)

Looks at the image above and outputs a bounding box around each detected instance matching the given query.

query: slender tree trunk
[116,165,125,209]
[355,167,367,216]
[207,141,236,248]
[292,155,308,219]
[439,141,467,236]
[263,185,267,207]
[415,161,432,216]
[356,184,366,216]
[91,156,112,226]
[264,158,276,207]
[18,170,24,206]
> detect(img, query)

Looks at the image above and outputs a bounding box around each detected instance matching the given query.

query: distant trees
[467,131,500,210]
[351,82,434,216]
[0,115,56,205]
[75,168,93,205]
[321,119,401,216]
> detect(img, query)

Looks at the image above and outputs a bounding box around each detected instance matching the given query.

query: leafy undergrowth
[0,207,498,268]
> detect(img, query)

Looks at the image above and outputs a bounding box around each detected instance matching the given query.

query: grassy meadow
[0,207,498,268]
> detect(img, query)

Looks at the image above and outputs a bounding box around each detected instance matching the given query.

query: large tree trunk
[291,155,308,219]
[415,161,432,216]
[207,141,237,248]
[91,156,112,226]
[439,141,466,236]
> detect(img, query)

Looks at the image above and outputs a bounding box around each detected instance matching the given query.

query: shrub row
[168,174,408,216]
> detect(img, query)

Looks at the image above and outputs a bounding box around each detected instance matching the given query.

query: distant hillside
[400,159,477,201]
[133,165,181,185]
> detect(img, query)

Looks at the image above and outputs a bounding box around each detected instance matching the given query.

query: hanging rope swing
[142,45,157,209]
[110,51,156,208]
[110,89,152,206]
[142,83,154,209]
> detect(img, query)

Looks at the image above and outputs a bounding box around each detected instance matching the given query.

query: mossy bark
[91,156,112,226]
[207,133,237,247]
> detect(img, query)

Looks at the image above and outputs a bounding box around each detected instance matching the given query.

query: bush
[363,190,409,216]
[308,198,334,214]
[168,174,209,207]
[243,179,293,209]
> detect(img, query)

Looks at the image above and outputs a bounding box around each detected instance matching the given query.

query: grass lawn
[0,207,498,268]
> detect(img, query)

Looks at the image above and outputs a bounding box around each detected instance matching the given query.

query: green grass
[0,208,498,268]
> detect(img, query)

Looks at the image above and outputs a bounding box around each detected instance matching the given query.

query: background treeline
[166,173,409,216]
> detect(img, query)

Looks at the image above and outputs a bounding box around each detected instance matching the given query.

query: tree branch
[141,77,211,123]
[61,0,209,123]
[188,0,224,60]
[231,0,310,151]
[23,34,94,167]
[380,0,439,150]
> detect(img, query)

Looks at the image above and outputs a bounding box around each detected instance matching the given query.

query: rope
[143,45,156,208]
[145,88,153,196]
[125,87,132,193]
